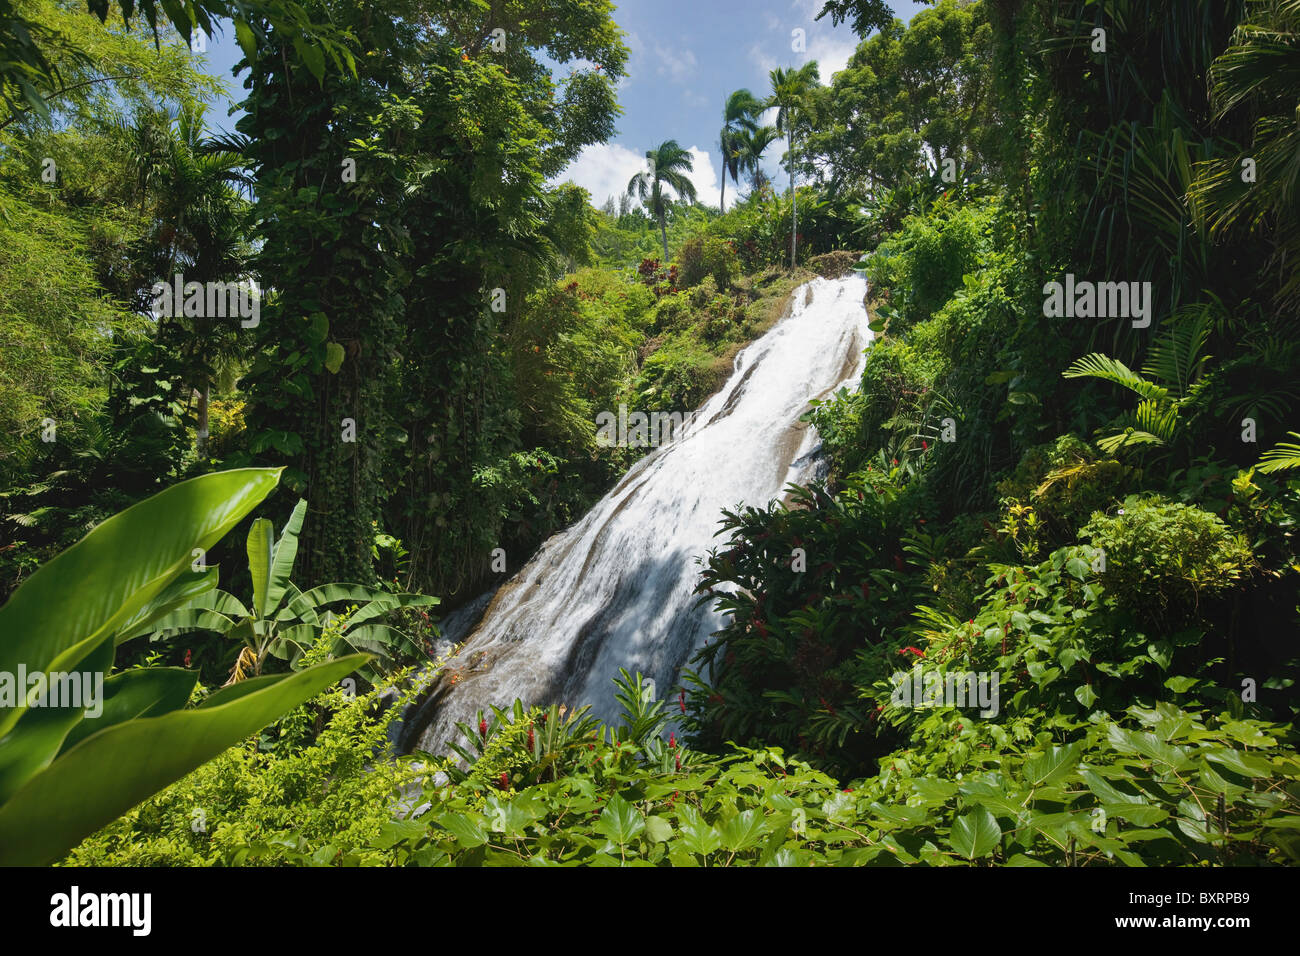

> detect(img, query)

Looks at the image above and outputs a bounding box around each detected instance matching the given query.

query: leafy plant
[0,468,366,865]
[138,498,436,683]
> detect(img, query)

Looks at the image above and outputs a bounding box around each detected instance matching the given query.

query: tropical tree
[766,62,820,267]
[627,139,697,261]
[737,124,779,194]
[719,88,761,212]
[128,105,254,457]
[1191,0,1300,310]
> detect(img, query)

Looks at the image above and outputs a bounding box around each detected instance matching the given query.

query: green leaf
[324,342,345,374]
[595,795,645,845]
[435,812,487,848]
[947,806,1001,860]
[233,18,258,63]
[0,468,282,739]
[267,500,307,612]
[246,517,274,620]
[677,806,721,856]
[0,654,366,865]
[1022,743,1082,786]
[718,809,768,852]
[644,815,674,843]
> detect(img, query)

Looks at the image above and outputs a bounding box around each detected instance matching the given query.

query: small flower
[669,732,677,749]
[499,772,509,790]
[479,717,488,740]
[183,648,192,668]
[527,727,535,750]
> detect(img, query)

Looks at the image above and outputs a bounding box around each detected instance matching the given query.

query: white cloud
[683,146,720,205]
[551,143,720,210]
[552,142,647,208]
[808,36,856,80]
[653,42,697,83]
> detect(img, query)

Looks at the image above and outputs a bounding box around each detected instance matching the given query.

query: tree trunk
[720,172,726,214]
[659,215,669,262]
[790,133,798,270]
[196,378,210,458]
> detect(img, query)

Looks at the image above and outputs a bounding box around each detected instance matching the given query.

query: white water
[408,275,871,753]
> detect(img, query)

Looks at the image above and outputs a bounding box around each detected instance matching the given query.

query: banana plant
[134,499,437,684]
[0,468,367,865]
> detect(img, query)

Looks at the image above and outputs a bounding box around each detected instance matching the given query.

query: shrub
[62,678,421,866]
[1082,497,1254,627]
[677,234,738,289]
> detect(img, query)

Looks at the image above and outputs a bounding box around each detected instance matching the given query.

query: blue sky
[195,1,929,209]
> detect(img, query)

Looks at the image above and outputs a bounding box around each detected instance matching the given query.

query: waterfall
[402,274,871,754]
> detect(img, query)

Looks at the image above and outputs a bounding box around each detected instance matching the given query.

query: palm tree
[1190,0,1300,310]
[737,124,779,195]
[129,105,253,456]
[767,62,820,268]
[627,139,698,261]
[719,89,762,213]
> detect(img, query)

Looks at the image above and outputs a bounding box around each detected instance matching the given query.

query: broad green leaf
[947,806,1001,860]
[644,815,674,843]
[1023,743,1082,786]
[677,806,721,856]
[0,638,114,803]
[595,795,645,845]
[266,499,307,613]
[0,468,282,738]
[324,342,345,374]
[718,809,768,852]
[247,517,274,619]
[0,653,365,865]
[115,567,219,643]
[436,812,488,848]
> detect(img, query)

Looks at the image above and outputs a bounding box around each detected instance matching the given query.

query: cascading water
[403,274,871,754]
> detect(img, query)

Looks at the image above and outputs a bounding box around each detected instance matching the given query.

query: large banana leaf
[115,566,220,644]
[0,653,367,865]
[0,468,282,739]
[247,516,275,620]
[267,499,307,613]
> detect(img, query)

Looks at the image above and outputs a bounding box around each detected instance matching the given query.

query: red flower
[900,646,925,658]
[669,732,676,749]
[922,439,928,451]
[498,772,509,790]
[526,727,535,750]
[479,717,488,740]
[183,648,192,668]
[674,753,681,772]
[678,690,686,714]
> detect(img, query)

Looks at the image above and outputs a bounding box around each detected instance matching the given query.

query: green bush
[63,678,421,866]
[676,234,738,289]
[1082,497,1254,628]
[866,198,995,326]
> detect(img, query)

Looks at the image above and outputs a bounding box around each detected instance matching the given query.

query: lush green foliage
[0,468,366,865]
